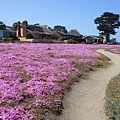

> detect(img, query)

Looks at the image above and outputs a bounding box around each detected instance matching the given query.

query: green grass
[105,74,120,120]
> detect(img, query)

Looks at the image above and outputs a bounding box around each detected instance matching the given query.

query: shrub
[51,32,61,40]
[67,39,77,44]
[12,38,20,43]
[42,39,53,43]
[105,74,120,120]
[26,33,33,39]
[61,37,67,41]
[9,34,19,40]
[9,38,13,42]
[2,37,7,41]
[70,73,80,82]
[32,39,53,43]
[32,39,41,43]
[12,36,19,40]
[2,37,13,42]
[81,41,86,44]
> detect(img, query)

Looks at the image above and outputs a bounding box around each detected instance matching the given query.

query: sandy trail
[57,49,120,120]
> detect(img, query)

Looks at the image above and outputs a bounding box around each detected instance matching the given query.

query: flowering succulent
[0,43,120,119]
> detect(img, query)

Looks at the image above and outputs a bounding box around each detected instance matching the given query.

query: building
[53,26,83,42]
[0,22,16,40]
[83,35,104,44]
[68,29,83,42]
[16,21,53,41]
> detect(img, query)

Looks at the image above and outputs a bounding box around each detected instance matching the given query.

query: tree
[34,23,39,26]
[12,22,18,31]
[26,33,33,39]
[22,20,28,27]
[0,21,6,28]
[51,32,61,40]
[94,12,120,42]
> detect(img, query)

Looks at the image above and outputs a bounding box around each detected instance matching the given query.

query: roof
[83,35,103,39]
[6,27,16,33]
[0,27,6,31]
[40,25,53,34]
[28,24,41,28]
[57,31,68,35]
[27,29,47,35]
[68,29,83,36]
[27,25,53,35]
[0,26,15,33]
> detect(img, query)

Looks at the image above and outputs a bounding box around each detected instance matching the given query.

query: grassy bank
[105,74,120,120]
[0,44,119,119]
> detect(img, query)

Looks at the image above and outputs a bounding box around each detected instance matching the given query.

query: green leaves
[94,12,120,42]
[105,74,120,120]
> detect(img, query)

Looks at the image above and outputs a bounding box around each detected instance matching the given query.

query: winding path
[57,49,120,120]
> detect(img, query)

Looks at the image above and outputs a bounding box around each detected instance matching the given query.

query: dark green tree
[0,21,6,28]
[12,22,18,31]
[26,33,33,39]
[51,32,61,39]
[94,12,120,42]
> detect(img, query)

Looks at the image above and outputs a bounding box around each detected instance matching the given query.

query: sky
[1,0,120,41]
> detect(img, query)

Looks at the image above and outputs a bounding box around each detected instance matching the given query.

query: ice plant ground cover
[105,74,120,120]
[0,43,120,120]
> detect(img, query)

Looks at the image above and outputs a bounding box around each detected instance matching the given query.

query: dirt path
[56,49,120,120]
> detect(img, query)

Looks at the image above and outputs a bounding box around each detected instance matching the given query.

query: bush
[12,36,19,40]
[105,74,120,120]
[67,39,77,44]
[2,37,13,43]
[11,38,20,43]
[32,39,41,43]
[32,39,53,43]
[70,73,80,82]
[61,37,67,41]
[9,34,19,40]
[9,38,13,42]
[42,39,53,43]
[2,37,7,41]
[26,33,33,39]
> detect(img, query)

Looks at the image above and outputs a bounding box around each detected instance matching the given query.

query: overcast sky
[1,0,120,41]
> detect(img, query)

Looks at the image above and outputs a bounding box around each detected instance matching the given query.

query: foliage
[10,35,19,40]
[12,22,17,31]
[105,74,120,120]
[26,33,33,39]
[34,23,40,26]
[0,44,119,119]
[61,36,66,41]
[22,20,28,26]
[2,37,13,42]
[42,39,53,43]
[2,37,7,41]
[32,30,40,35]
[32,39,53,43]
[67,39,77,44]
[51,32,61,40]
[70,72,80,82]
[94,12,120,42]
[0,21,6,28]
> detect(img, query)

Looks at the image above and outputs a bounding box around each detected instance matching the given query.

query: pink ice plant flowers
[0,43,120,119]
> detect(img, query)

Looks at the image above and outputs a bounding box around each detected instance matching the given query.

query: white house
[83,35,104,44]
